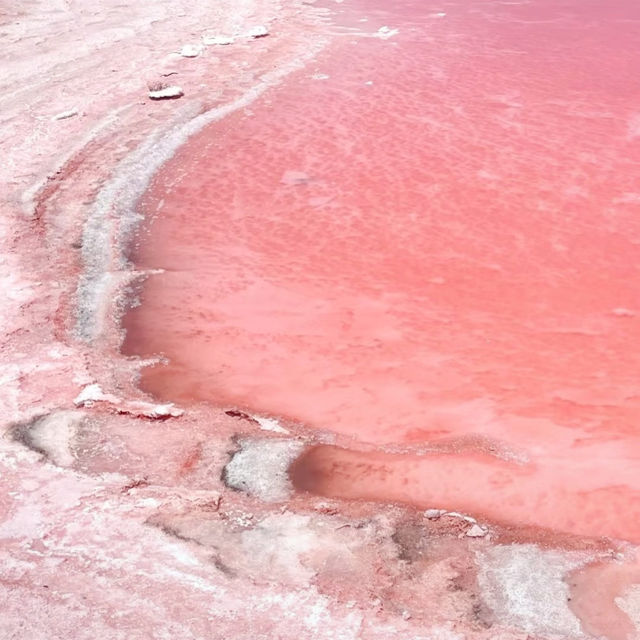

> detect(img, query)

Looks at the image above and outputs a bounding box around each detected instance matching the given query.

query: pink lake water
[124,0,640,543]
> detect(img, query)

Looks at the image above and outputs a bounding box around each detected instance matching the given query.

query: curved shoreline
[75,32,329,348]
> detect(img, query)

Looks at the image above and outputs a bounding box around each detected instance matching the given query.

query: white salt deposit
[465,524,487,538]
[252,415,290,434]
[375,26,399,40]
[224,438,305,502]
[74,383,183,417]
[148,85,184,100]
[74,37,327,344]
[240,513,317,584]
[25,411,84,467]
[245,25,269,38]
[179,44,201,57]
[53,109,78,120]
[615,584,640,635]
[74,382,117,406]
[444,511,476,523]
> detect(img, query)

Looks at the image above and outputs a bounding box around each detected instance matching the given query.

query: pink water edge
[124,0,640,544]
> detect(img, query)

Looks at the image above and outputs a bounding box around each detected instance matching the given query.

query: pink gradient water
[124,0,640,543]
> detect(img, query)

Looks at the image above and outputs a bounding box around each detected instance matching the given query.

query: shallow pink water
[125,0,640,541]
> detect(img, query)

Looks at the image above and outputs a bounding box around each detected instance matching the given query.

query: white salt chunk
[74,383,183,418]
[53,109,78,121]
[252,415,290,434]
[376,26,399,39]
[444,511,477,523]
[148,86,184,100]
[179,44,202,57]
[246,25,269,38]
[27,411,84,467]
[466,524,487,538]
[74,383,113,406]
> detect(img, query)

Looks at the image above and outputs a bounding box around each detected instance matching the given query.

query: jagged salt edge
[75,36,329,342]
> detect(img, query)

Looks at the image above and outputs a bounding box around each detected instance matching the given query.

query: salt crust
[477,544,591,637]
[18,411,84,467]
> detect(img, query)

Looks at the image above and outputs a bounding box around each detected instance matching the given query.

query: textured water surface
[124,0,640,543]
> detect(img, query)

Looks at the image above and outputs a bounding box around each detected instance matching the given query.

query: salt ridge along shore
[2,1,640,639]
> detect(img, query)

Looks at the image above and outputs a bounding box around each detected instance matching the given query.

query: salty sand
[2,1,640,639]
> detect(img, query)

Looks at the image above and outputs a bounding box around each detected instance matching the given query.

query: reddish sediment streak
[124,0,640,541]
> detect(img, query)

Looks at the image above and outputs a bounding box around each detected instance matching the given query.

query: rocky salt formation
[2,0,640,639]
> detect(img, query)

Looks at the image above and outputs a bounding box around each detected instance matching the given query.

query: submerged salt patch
[477,544,590,636]
[223,438,305,502]
[615,584,640,635]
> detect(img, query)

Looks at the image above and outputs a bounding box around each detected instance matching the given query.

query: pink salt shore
[3,1,640,639]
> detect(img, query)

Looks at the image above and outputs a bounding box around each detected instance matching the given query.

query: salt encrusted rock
[425,509,447,519]
[466,524,488,538]
[444,511,477,523]
[148,85,184,100]
[202,34,234,45]
[246,25,269,38]
[179,44,202,57]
